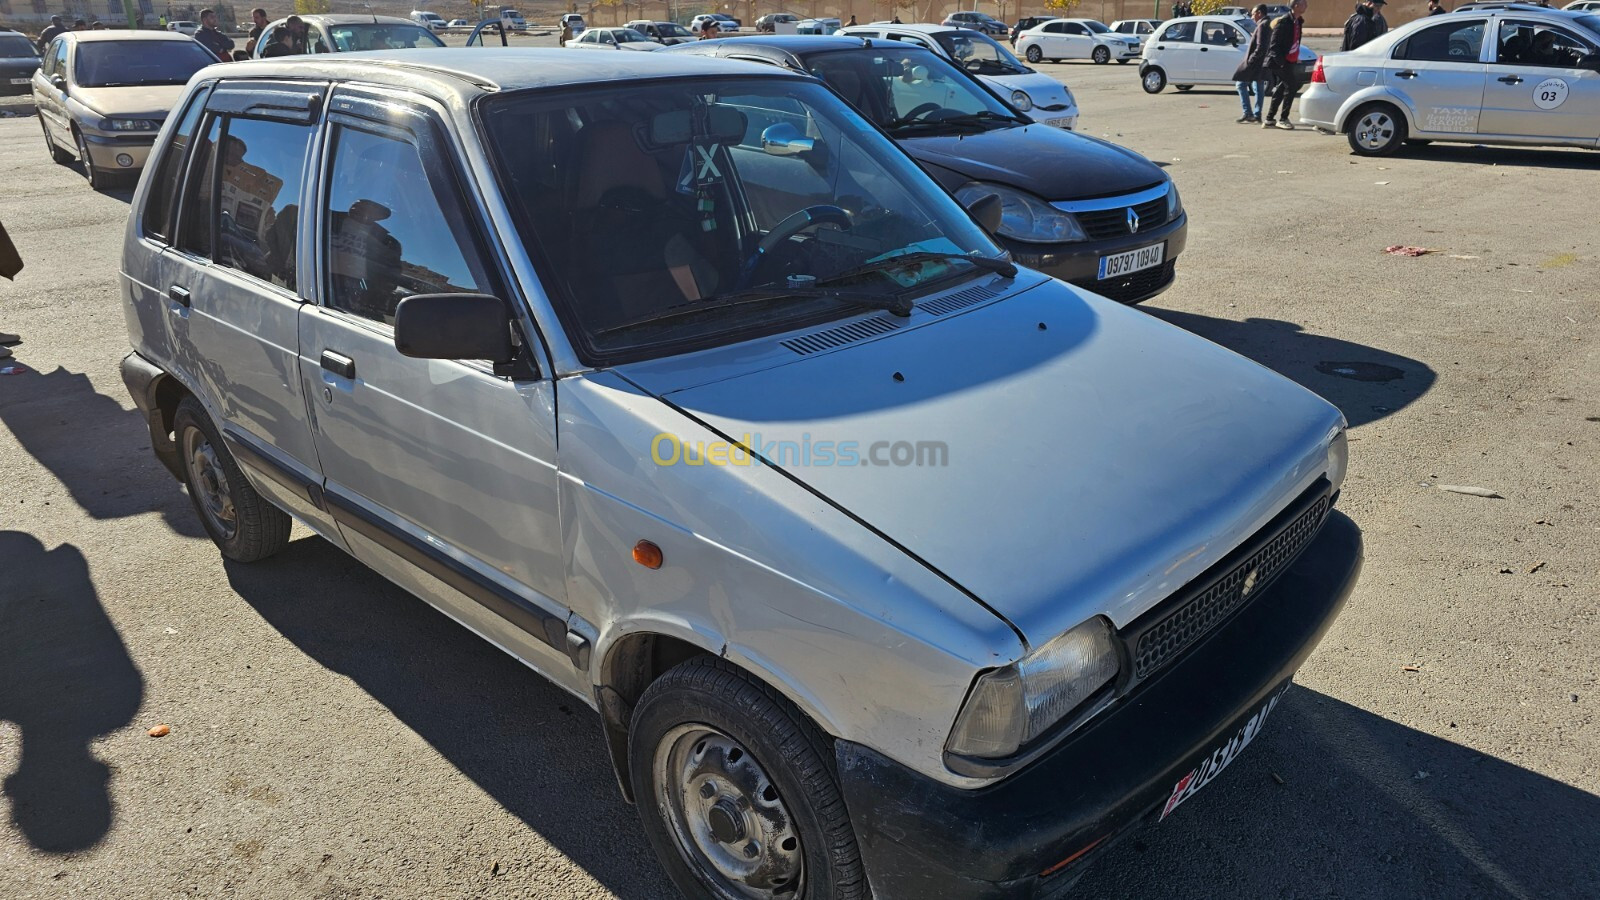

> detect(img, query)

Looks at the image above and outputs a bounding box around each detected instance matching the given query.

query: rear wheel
[1093,45,1110,64]
[1025,44,1042,63]
[174,397,292,562]
[1347,103,1406,156]
[40,115,71,164]
[72,127,115,191]
[1141,67,1167,93]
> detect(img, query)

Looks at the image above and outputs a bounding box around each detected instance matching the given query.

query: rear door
[1151,20,1199,80]
[1480,18,1600,140]
[1384,17,1490,135]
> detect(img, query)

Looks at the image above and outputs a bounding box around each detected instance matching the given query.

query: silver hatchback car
[121,50,1361,898]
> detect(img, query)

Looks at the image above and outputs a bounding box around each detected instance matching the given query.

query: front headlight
[1009,89,1033,112]
[946,617,1120,759]
[1166,181,1183,219]
[100,117,159,132]
[1326,426,1349,492]
[954,182,1086,244]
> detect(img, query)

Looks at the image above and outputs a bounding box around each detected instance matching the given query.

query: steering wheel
[899,102,943,123]
[739,205,852,287]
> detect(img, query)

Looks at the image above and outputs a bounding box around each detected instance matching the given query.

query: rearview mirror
[761,121,816,156]
[965,191,1003,234]
[393,293,514,364]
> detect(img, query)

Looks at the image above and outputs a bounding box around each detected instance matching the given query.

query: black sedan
[1,29,41,97]
[665,35,1187,305]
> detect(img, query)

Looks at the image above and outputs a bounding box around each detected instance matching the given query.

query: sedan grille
[1073,196,1168,241]
[1070,259,1175,305]
[1128,485,1332,682]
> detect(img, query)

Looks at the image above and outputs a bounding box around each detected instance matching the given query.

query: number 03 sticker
[1533,77,1569,110]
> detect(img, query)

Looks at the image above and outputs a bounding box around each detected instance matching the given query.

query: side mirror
[761,121,816,156]
[966,191,1004,234]
[1581,52,1600,71]
[393,293,515,364]
[50,74,67,92]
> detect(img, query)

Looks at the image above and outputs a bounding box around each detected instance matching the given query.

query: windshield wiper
[596,286,915,337]
[818,250,1017,288]
[937,110,1026,128]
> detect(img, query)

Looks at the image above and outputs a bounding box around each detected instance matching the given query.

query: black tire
[1175,84,1194,92]
[1347,102,1406,156]
[1025,44,1042,63]
[41,115,71,164]
[1141,67,1167,93]
[1404,139,1432,148]
[72,127,114,191]
[1119,57,1132,64]
[1093,45,1110,64]
[173,396,292,562]
[630,657,866,900]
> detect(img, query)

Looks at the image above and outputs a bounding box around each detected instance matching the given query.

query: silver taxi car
[1300,2,1600,155]
[121,49,1361,899]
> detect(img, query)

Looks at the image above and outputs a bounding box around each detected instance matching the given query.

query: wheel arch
[1335,88,1415,134]
[120,352,193,480]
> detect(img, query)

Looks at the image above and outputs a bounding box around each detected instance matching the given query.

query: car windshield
[1236,18,1258,33]
[660,23,691,35]
[74,40,214,87]
[1084,21,1110,33]
[482,78,1002,363]
[326,23,446,51]
[806,47,1024,135]
[933,30,1029,73]
[1,33,39,56]
[616,29,650,41]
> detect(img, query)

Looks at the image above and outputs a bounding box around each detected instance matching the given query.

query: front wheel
[1141,67,1167,93]
[1093,45,1110,64]
[174,396,292,562]
[1175,84,1194,92]
[631,657,867,900]
[1347,103,1407,156]
[1025,44,1042,63]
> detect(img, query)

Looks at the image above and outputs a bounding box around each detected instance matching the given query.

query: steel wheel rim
[1144,71,1162,91]
[182,425,237,540]
[1356,112,1394,150]
[654,724,803,899]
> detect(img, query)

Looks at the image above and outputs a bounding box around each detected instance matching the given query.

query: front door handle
[1396,69,1419,79]
[168,285,191,307]
[320,350,355,379]
[1497,74,1523,84]
[1200,46,1208,51]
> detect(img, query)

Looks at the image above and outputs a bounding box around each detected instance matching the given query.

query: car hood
[976,70,1074,112]
[627,278,1343,645]
[71,83,186,119]
[905,125,1165,201]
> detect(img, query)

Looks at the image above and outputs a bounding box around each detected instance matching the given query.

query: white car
[447,18,469,28]
[1016,18,1145,64]
[559,13,586,35]
[1139,15,1319,92]
[795,16,841,34]
[166,20,198,35]
[1110,18,1163,39]
[1300,5,1600,155]
[1562,0,1600,9]
[837,23,1079,128]
[566,27,662,50]
[410,11,447,31]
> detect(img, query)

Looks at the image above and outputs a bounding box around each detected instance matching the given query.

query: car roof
[273,14,421,26]
[845,23,958,35]
[685,34,870,54]
[61,30,199,42]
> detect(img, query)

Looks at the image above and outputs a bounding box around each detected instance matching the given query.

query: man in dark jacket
[1428,0,1447,14]
[1341,0,1379,51]
[193,9,234,62]
[1233,6,1272,123]
[36,16,66,51]
[1264,0,1307,129]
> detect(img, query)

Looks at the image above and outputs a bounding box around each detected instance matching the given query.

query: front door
[295,89,577,689]
[1384,17,1490,136]
[1480,19,1600,140]
[1196,19,1248,82]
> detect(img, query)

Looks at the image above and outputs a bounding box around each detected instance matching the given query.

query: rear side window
[215,117,313,290]
[177,115,221,259]
[1159,22,1196,42]
[142,86,210,243]
[1394,19,1486,62]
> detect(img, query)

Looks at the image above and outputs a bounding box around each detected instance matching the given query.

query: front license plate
[1098,242,1164,280]
[9,78,30,85]
[1159,688,1285,821]
[1045,117,1074,129]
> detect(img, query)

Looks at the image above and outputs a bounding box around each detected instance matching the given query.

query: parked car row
[115,43,1359,900]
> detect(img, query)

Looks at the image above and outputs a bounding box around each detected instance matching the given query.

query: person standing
[245,7,269,56]
[72,19,88,31]
[0,218,20,361]
[261,17,305,57]
[1233,5,1272,123]
[37,16,66,51]
[1371,0,1389,36]
[1263,0,1306,129]
[699,19,720,39]
[193,9,235,63]
[1428,0,1448,14]
[1341,0,1378,52]
[847,15,858,26]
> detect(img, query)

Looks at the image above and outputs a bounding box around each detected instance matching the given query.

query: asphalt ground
[2,35,1597,900]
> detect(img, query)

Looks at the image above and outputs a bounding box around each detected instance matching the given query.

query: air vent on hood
[780,315,901,356]
[921,282,1004,318]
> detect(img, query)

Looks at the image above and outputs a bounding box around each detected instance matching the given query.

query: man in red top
[1263,0,1308,129]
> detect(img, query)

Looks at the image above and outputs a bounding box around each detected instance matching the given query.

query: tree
[294,0,330,13]
[1042,0,1082,12]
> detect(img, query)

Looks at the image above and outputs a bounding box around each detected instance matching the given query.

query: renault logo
[1126,208,1141,233]
[1240,567,1260,597]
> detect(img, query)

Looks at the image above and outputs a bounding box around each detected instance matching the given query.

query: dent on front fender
[557,371,1023,787]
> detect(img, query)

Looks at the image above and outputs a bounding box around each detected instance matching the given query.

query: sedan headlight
[100,117,159,132]
[1009,89,1033,112]
[1326,426,1349,492]
[947,617,1120,759]
[955,182,1086,244]
[1166,181,1183,219]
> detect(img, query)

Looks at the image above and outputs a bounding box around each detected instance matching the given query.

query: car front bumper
[835,510,1363,900]
[1002,210,1187,304]
[80,131,155,171]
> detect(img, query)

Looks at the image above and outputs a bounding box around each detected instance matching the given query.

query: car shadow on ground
[1146,309,1435,427]
[1389,142,1600,171]
[223,536,677,900]
[0,365,206,537]
[1076,684,1600,897]
[0,531,144,854]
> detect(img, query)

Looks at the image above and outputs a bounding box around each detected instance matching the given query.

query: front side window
[74,39,214,87]
[1160,21,1196,42]
[1496,20,1595,67]
[49,38,68,76]
[216,116,313,290]
[322,125,491,325]
[1394,19,1486,62]
[935,30,1028,73]
[143,86,209,242]
[482,78,1002,364]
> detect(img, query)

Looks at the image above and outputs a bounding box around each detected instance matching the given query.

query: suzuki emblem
[1126,207,1141,233]
[1241,567,1259,597]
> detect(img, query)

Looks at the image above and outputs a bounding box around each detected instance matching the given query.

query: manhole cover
[1316,361,1406,383]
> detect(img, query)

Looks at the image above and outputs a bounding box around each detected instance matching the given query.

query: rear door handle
[168,285,191,308]
[1497,74,1523,84]
[320,350,355,379]
[1396,69,1419,79]
[1200,47,1208,51]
